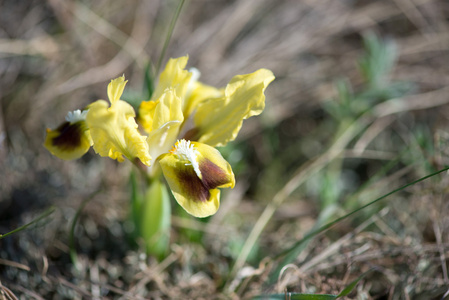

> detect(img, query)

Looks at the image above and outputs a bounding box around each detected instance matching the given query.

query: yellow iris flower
[44,56,274,217]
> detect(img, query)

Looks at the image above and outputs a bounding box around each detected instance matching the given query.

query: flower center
[172,139,201,178]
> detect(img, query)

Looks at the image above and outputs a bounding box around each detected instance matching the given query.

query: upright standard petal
[158,140,235,218]
[139,56,192,132]
[193,69,275,147]
[138,100,158,134]
[151,56,192,106]
[145,89,184,167]
[86,77,151,166]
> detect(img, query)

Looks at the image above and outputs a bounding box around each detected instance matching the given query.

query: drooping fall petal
[158,140,234,218]
[44,120,92,160]
[86,77,151,166]
[193,69,275,147]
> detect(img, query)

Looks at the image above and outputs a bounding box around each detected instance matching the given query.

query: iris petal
[86,77,151,166]
[107,75,127,105]
[145,89,184,168]
[184,81,223,119]
[194,69,275,147]
[44,120,92,160]
[151,56,192,110]
[138,100,158,134]
[159,140,234,218]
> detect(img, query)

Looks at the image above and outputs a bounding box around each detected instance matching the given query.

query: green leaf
[269,167,449,283]
[252,293,336,300]
[336,271,369,298]
[359,32,397,90]
[256,270,372,300]
[0,206,55,240]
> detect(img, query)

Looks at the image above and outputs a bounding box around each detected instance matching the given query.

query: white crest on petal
[173,139,201,178]
[188,67,201,83]
[186,67,201,96]
[66,109,88,124]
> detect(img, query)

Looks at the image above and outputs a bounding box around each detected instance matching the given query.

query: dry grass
[2,0,449,299]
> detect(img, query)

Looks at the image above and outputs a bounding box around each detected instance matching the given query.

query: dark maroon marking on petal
[176,166,210,203]
[199,159,230,190]
[52,122,83,150]
[182,127,200,142]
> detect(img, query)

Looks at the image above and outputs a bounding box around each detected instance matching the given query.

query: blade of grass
[154,0,186,76]
[271,166,449,280]
[226,114,371,291]
[252,294,336,300]
[253,268,372,299]
[228,87,442,290]
[343,148,407,210]
[336,269,371,298]
[0,207,55,240]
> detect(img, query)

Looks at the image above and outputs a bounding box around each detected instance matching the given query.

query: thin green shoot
[253,269,371,299]
[273,166,449,264]
[0,207,55,240]
[154,0,186,76]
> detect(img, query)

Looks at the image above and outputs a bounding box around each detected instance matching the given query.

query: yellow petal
[152,56,192,106]
[183,81,223,119]
[138,100,158,134]
[145,89,184,165]
[139,57,190,133]
[149,88,184,131]
[44,120,92,160]
[107,75,127,105]
[158,140,234,218]
[86,99,151,165]
[194,69,275,147]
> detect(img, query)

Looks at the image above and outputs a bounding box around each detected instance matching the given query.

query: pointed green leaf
[336,270,370,298]
[1,206,55,240]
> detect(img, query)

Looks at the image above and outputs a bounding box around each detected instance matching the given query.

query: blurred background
[1,0,449,299]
